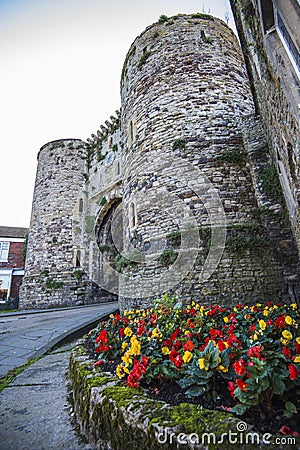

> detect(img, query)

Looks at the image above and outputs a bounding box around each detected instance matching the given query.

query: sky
[0,0,234,228]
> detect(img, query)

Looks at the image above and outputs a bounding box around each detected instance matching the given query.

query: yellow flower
[130,341,141,356]
[124,327,133,337]
[282,330,293,341]
[130,338,141,356]
[121,342,128,352]
[122,351,132,366]
[223,316,229,323]
[162,347,170,355]
[222,341,229,348]
[116,364,125,378]
[253,333,258,341]
[183,351,193,363]
[217,365,228,373]
[259,319,266,331]
[291,303,297,310]
[263,309,269,317]
[294,356,300,364]
[296,337,300,344]
[198,358,209,371]
[281,338,289,345]
[184,330,190,336]
[152,328,161,338]
[285,316,293,326]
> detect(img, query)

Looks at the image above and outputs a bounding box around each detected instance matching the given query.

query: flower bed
[88,296,300,436]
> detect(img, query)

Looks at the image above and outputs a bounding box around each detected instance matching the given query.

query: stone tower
[20,13,300,310]
[19,139,112,308]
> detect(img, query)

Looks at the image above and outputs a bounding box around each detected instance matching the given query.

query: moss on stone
[69,344,260,449]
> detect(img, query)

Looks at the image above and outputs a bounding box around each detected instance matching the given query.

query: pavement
[0,342,95,449]
[0,302,119,377]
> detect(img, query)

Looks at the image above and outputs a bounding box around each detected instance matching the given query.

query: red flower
[233,359,247,376]
[236,379,248,391]
[94,360,104,367]
[95,329,108,344]
[119,327,125,337]
[282,346,291,359]
[247,345,262,359]
[295,341,300,354]
[280,425,300,436]
[183,340,194,351]
[228,381,236,397]
[275,315,286,329]
[288,363,299,380]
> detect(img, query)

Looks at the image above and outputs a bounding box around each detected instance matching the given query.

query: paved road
[0,302,118,377]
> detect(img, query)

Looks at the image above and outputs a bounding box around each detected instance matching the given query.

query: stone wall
[117,14,299,310]
[19,139,105,309]
[229,0,300,250]
[21,13,300,309]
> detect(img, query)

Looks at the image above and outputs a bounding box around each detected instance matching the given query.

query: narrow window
[116,161,120,175]
[128,120,134,147]
[109,137,113,148]
[75,250,81,268]
[129,202,136,228]
[79,198,83,213]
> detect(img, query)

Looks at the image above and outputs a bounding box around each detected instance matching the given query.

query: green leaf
[284,401,297,418]
[271,377,286,395]
[177,377,195,389]
[231,403,248,415]
[220,348,231,367]
[185,385,205,397]
[174,301,183,310]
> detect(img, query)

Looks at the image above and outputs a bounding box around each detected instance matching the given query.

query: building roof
[0,227,28,238]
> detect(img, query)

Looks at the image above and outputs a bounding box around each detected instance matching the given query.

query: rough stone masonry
[20,14,300,310]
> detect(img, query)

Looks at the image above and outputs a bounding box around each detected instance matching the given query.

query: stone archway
[95,198,123,295]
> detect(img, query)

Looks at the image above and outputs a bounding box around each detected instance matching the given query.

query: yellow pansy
[253,333,258,341]
[281,338,289,346]
[183,351,193,363]
[116,364,125,378]
[223,316,229,323]
[285,316,293,326]
[130,337,141,356]
[282,330,293,341]
[294,356,300,364]
[259,319,266,331]
[124,327,133,337]
[291,303,297,310]
[122,351,132,365]
[263,309,269,317]
[152,328,161,338]
[121,342,128,352]
[162,347,170,355]
[296,337,300,344]
[217,365,229,373]
[198,358,209,371]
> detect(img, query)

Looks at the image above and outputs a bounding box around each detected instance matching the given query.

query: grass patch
[0,357,41,393]
[259,164,283,203]
[157,249,178,267]
[172,139,187,151]
[216,149,245,165]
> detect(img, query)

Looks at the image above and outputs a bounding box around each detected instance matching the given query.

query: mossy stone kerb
[69,343,262,450]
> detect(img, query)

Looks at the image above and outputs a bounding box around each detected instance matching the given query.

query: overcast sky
[0,0,234,228]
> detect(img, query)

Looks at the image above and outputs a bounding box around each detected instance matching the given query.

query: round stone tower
[19,139,86,308]
[118,14,290,310]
